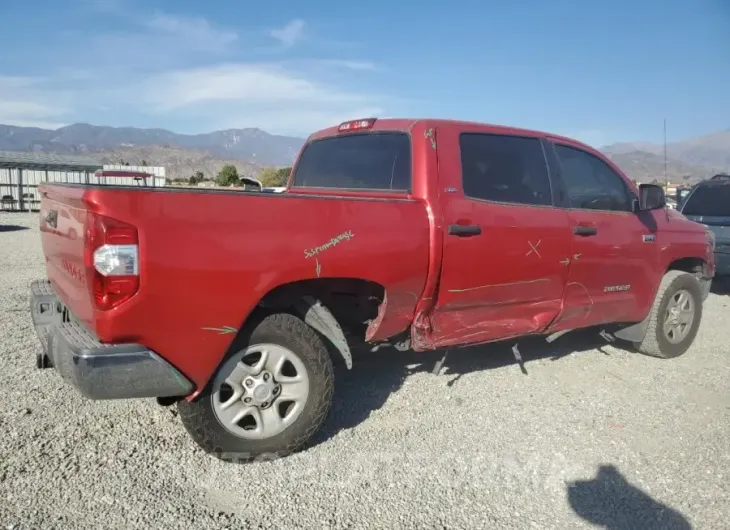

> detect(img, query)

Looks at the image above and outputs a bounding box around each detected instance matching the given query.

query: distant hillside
[0,123,305,166]
[93,145,263,181]
[602,151,719,184]
[601,128,730,182]
[1,121,728,184]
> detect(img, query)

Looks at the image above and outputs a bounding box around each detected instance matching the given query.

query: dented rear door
[426,127,573,348]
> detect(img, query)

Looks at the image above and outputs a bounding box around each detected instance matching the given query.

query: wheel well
[254,278,386,339]
[666,257,707,278]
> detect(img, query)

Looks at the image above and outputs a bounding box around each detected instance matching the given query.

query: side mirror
[637,184,666,211]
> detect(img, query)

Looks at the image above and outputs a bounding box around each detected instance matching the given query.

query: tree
[141,160,148,166]
[188,171,205,185]
[216,164,240,187]
[258,166,291,187]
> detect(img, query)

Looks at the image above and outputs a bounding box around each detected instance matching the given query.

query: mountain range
[1,122,728,183]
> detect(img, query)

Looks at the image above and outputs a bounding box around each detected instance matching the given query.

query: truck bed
[38,183,431,388]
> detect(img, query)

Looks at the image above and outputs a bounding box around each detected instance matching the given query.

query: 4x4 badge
[643,234,656,243]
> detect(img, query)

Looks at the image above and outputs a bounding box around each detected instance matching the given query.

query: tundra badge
[604,285,631,293]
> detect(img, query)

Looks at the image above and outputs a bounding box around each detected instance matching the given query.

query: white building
[0,151,165,211]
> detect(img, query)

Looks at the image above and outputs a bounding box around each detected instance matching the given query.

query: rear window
[291,132,411,191]
[682,185,730,217]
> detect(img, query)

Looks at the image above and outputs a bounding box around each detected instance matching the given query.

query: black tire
[633,270,703,359]
[177,312,334,463]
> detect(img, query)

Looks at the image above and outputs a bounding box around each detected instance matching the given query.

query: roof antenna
[663,118,668,192]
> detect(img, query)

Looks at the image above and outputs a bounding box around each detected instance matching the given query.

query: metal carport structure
[0,151,103,211]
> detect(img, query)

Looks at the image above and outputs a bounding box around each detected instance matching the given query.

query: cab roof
[307,117,594,152]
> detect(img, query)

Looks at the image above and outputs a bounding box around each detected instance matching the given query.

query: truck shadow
[310,328,629,448]
[567,464,691,529]
[0,224,29,233]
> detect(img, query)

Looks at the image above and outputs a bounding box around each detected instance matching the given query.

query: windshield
[290,132,411,191]
[681,185,730,217]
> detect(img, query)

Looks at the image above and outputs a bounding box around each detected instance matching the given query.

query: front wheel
[633,270,703,359]
[178,312,334,463]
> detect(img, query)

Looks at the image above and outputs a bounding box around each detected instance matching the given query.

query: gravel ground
[1,211,728,530]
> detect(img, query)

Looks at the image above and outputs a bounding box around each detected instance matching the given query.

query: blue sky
[0,0,728,146]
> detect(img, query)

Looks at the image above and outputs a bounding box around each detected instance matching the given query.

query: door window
[554,144,633,212]
[459,133,552,206]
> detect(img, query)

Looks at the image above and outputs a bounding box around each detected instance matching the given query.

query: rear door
[428,127,573,348]
[545,141,660,331]
[680,181,730,274]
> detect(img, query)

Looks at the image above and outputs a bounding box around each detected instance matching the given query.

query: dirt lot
[1,211,728,529]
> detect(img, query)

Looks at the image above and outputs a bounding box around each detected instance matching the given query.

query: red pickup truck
[30,118,715,462]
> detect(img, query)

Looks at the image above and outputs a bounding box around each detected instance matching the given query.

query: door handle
[448,224,482,237]
[573,225,597,236]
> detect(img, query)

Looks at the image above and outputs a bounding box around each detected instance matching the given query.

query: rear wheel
[178,312,334,463]
[633,270,703,359]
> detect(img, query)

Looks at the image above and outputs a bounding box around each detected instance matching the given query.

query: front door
[426,129,573,349]
[546,141,660,332]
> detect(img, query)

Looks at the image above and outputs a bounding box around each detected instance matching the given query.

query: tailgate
[39,186,95,329]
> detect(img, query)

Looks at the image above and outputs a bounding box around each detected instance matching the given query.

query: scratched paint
[201,325,238,335]
[447,278,550,294]
[424,128,436,149]
[304,230,355,259]
[566,282,593,319]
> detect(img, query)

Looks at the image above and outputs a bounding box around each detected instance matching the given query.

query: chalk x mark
[526,239,542,259]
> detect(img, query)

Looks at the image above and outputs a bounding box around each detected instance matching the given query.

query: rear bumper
[29,280,194,400]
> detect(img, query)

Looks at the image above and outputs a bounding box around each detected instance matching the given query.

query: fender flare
[293,296,353,369]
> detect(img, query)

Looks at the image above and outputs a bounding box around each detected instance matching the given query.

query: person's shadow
[310,328,626,446]
[567,465,691,529]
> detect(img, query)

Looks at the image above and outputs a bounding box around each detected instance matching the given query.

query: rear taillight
[84,212,140,311]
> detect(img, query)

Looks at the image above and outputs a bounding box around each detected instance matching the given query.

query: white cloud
[312,60,379,72]
[145,13,238,52]
[133,63,385,134]
[0,76,70,129]
[143,63,369,111]
[0,12,387,136]
[270,19,306,47]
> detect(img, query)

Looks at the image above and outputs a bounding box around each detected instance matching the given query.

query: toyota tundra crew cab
[30,118,716,462]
